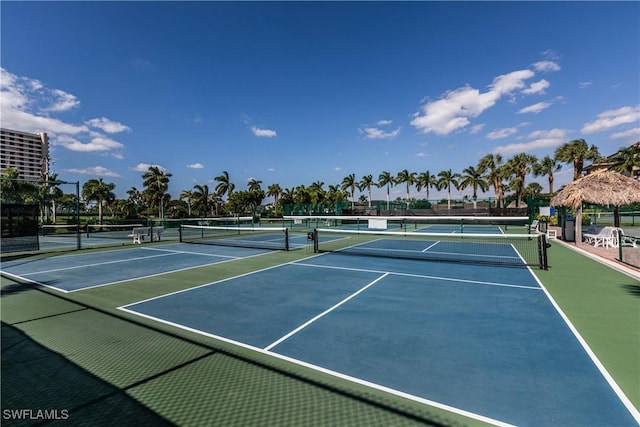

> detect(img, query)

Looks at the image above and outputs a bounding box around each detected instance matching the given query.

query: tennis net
[284,215,530,234]
[179,225,290,250]
[312,228,548,269]
[41,224,80,236]
[86,224,144,239]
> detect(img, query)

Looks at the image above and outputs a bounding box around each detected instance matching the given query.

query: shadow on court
[0,276,459,427]
[1,322,174,427]
[622,283,640,297]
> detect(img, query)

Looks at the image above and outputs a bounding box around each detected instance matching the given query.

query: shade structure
[551,170,640,209]
[550,170,640,241]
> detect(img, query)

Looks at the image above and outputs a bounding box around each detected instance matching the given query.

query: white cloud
[267,168,275,172]
[579,81,593,89]
[0,67,128,157]
[416,152,426,157]
[43,89,80,112]
[359,126,401,140]
[251,126,277,138]
[411,69,535,135]
[54,134,124,152]
[377,119,392,126]
[64,166,120,177]
[518,101,552,114]
[486,127,518,140]
[522,79,550,95]
[493,128,568,155]
[132,163,166,172]
[581,105,640,134]
[610,127,640,141]
[86,117,131,133]
[187,163,204,169]
[469,124,485,135]
[532,61,561,72]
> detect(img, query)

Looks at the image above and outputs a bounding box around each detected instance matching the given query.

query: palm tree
[267,183,283,214]
[191,184,214,217]
[377,171,395,210]
[43,173,63,223]
[341,173,357,209]
[127,187,144,217]
[214,171,235,199]
[326,184,347,203]
[247,178,262,192]
[437,169,460,210]
[458,166,489,207]
[360,175,374,208]
[609,143,640,175]
[416,170,437,202]
[280,187,296,207]
[478,153,506,209]
[533,155,562,194]
[506,153,538,207]
[309,181,326,204]
[82,178,116,224]
[523,182,543,198]
[180,189,193,217]
[142,166,172,219]
[396,169,417,209]
[115,198,137,219]
[554,139,601,181]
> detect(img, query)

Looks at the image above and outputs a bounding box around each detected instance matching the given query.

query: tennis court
[0,243,277,292]
[2,222,638,426]
[115,236,637,426]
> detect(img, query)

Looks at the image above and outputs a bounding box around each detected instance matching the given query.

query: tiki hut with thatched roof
[550,170,640,241]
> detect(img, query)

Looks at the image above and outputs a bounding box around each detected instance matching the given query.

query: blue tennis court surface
[0,243,274,292]
[121,252,637,426]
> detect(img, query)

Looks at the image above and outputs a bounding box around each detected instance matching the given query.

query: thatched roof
[550,170,640,208]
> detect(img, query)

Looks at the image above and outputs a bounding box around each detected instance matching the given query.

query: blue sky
[1,1,639,201]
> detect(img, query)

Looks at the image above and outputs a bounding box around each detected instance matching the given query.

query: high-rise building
[0,128,50,181]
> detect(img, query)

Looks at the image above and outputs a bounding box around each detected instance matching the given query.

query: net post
[179,225,184,243]
[75,181,81,250]
[617,229,623,262]
[284,228,289,251]
[538,233,549,270]
[313,228,319,253]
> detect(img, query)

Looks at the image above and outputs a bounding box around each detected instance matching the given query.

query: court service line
[291,261,541,291]
[71,250,274,293]
[421,241,440,252]
[264,273,390,351]
[17,252,179,276]
[141,246,242,259]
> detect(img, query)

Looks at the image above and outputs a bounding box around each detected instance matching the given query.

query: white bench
[526,219,539,233]
[151,227,163,242]
[128,226,164,243]
[583,226,620,248]
[129,227,150,244]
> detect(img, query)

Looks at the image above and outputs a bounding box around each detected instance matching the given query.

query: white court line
[530,270,640,424]
[0,270,71,293]
[16,252,179,276]
[422,241,440,252]
[141,246,241,259]
[264,273,390,351]
[71,250,274,292]
[118,302,514,427]
[119,260,290,307]
[291,260,541,291]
